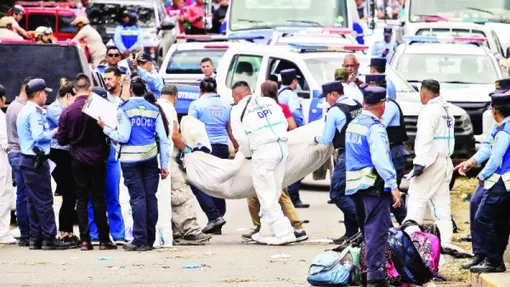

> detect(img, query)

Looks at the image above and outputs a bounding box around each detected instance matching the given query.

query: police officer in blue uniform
[313,81,362,244]
[362,74,409,224]
[16,78,70,250]
[100,76,169,251]
[470,93,510,273]
[345,86,401,287]
[188,77,237,235]
[278,68,308,208]
[369,58,396,100]
[455,78,510,270]
[371,26,397,62]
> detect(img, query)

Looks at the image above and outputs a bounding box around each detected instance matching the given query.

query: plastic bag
[181,118,334,199]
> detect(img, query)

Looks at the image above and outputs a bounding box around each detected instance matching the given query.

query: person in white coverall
[404,79,455,246]
[230,80,297,245]
[0,85,16,244]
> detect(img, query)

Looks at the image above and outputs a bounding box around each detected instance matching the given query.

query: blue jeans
[330,151,359,237]
[390,145,408,224]
[191,144,228,222]
[7,152,30,239]
[287,179,303,204]
[88,146,125,240]
[470,185,484,255]
[475,180,510,265]
[121,157,160,247]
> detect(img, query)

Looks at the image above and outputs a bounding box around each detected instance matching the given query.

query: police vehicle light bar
[176,35,228,40]
[227,34,266,40]
[402,35,486,44]
[288,43,368,52]
[203,45,229,49]
[14,1,78,8]
[273,27,353,35]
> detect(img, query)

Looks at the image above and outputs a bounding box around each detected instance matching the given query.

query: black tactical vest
[327,100,363,149]
[386,98,408,146]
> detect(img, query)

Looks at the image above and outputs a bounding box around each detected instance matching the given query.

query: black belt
[21,154,49,160]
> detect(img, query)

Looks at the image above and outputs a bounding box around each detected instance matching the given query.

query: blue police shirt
[473,123,497,164]
[114,24,143,53]
[16,101,56,155]
[138,68,164,99]
[387,79,397,100]
[103,97,169,169]
[371,40,397,61]
[278,86,304,126]
[316,96,358,145]
[188,93,231,145]
[478,117,510,180]
[46,98,69,151]
[382,99,400,128]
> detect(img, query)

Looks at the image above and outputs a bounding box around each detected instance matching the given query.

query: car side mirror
[506,47,510,58]
[161,19,175,31]
[411,84,419,92]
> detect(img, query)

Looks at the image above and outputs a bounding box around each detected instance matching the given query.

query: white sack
[181,119,334,199]
[180,116,212,152]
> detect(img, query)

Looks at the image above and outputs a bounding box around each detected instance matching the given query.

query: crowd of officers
[0,48,509,286]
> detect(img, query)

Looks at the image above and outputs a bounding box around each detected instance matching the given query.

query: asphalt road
[0,187,346,287]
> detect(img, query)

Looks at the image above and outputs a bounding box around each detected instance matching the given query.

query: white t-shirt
[9,16,19,28]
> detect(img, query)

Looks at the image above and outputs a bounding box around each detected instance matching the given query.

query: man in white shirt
[157,84,213,245]
[0,85,16,244]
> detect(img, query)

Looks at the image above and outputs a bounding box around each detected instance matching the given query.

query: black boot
[470,259,506,273]
[42,238,71,250]
[461,253,485,270]
[29,238,42,250]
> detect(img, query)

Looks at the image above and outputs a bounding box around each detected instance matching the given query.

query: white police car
[214,42,474,162]
[390,35,502,148]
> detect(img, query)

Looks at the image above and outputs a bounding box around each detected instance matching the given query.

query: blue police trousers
[330,151,359,237]
[88,145,125,240]
[390,145,408,224]
[18,156,57,240]
[121,157,160,247]
[470,185,484,255]
[8,152,30,239]
[352,188,392,281]
[475,180,510,265]
[191,144,228,222]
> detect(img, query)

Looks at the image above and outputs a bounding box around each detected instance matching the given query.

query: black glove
[246,157,252,160]
[413,164,425,177]
[192,146,211,154]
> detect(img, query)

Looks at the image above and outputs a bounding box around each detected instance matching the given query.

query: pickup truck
[1,40,91,106]
[159,42,476,164]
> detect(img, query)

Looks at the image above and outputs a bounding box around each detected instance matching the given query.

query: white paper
[82,94,118,129]
[48,159,56,173]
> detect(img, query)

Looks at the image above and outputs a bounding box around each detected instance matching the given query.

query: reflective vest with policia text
[117,99,160,162]
[345,114,392,195]
[327,100,362,149]
[480,122,510,190]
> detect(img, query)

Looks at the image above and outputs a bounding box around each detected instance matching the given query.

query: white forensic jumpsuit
[404,95,455,245]
[0,109,15,244]
[231,95,297,245]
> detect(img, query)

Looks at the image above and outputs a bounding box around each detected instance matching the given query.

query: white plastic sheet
[181,117,334,199]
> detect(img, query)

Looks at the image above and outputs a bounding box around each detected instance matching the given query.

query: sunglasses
[108,53,121,57]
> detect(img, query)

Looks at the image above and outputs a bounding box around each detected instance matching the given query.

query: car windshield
[87,3,156,28]
[396,54,498,84]
[229,0,348,31]
[166,49,225,74]
[304,56,419,101]
[409,0,510,23]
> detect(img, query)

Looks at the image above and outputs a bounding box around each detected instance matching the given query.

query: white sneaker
[0,236,17,245]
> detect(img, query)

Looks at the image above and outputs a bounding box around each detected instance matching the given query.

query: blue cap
[92,87,107,99]
[491,78,510,95]
[319,81,344,98]
[26,78,52,94]
[136,53,152,62]
[280,69,301,83]
[370,57,386,67]
[364,86,386,105]
[491,93,510,107]
[383,26,393,36]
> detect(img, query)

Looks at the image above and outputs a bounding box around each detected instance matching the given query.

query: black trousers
[71,159,110,243]
[49,149,76,232]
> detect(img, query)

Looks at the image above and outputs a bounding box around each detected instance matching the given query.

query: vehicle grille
[449,102,490,135]
[403,115,466,137]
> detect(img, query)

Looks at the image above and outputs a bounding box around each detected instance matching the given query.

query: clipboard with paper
[82,93,118,129]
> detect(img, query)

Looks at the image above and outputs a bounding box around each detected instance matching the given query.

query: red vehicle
[8,1,84,41]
